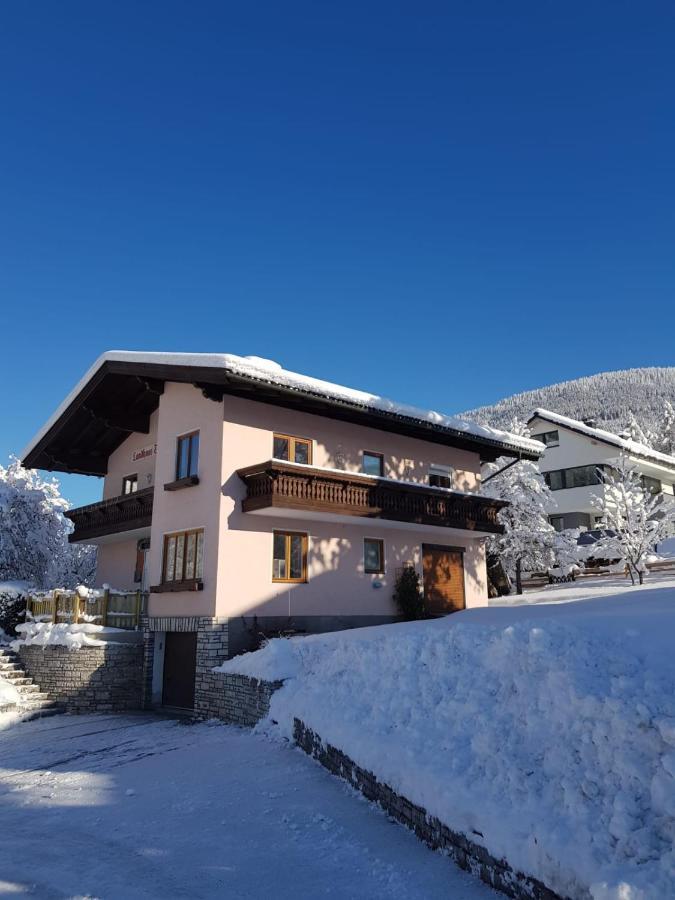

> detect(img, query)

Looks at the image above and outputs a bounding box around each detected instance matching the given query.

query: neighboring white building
[527,409,675,532]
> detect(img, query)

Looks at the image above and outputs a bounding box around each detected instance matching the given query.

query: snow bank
[0,676,19,707]
[220,590,675,899]
[12,621,125,650]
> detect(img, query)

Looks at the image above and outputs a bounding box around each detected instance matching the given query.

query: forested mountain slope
[462,367,675,436]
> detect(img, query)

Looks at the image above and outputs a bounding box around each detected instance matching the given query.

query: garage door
[422,545,466,615]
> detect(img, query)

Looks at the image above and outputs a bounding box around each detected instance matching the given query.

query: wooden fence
[26,589,147,630]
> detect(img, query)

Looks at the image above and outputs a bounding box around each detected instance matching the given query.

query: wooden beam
[82,404,150,434]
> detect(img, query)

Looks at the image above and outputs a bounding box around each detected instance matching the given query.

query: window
[176,432,199,480]
[641,475,662,495]
[122,474,138,495]
[362,451,384,477]
[273,433,312,465]
[429,464,454,489]
[272,531,307,583]
[533,430,560,447]
[549,515,565,532]
[544,465,604,491]
[162,529,204,584]
[364,538,384,574]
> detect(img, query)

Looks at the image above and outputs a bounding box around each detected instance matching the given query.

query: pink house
[22,352,541,710]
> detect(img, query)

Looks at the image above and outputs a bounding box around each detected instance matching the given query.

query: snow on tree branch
[0,457,96,589]
[591,456,675,585]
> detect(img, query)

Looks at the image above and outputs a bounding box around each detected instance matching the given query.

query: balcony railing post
[72,591,80,626]
[134,590,142,629]
[52,590,60,623]
[102,587,110,628]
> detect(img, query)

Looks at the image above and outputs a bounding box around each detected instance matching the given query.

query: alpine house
[22,352,542,710]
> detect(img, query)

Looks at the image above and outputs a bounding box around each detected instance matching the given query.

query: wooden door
[162,631,197,709]
[423,545,466,615]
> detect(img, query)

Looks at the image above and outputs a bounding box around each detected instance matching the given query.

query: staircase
[0,646,65,720]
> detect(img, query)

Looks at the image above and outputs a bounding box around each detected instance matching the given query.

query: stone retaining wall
[195,671,282,726]
[293,719,564,900]
[19,644,144,713]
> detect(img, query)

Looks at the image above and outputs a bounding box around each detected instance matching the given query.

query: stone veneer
[294,719,564,900]
[195,671,283,725]
[19,643,143,713]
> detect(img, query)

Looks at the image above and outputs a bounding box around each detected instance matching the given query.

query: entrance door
[423,545,466,616]
[162,632,197,709]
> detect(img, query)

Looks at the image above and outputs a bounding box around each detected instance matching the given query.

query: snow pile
[0,676,19,708]
[12,621,123,650]
[220,590,675,899]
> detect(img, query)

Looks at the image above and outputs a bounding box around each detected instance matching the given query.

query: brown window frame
[161,528,205,585]
[122,473,138,495]
[362,451,384,477]
[272,530,308,584]
[175,431,200,480]
[429,464,454,489]
[273,433,313,465]
[364,538,385,575]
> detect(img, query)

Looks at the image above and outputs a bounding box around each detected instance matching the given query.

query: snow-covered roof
[23,351,543,466]
[528,408,675,471]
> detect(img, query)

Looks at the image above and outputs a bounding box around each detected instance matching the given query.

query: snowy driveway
[0,715,493,899]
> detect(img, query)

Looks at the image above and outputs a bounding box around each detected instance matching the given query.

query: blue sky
[2,2,674,506]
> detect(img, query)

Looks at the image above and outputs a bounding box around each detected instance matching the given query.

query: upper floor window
[176,431,199,480]
[642,475,662,495]
[272,531,307,583]
[429,464,454,489]
[122,474,138,495]
[534,430,560,447]
[162,528,204,584]
[273,433,312,465]
[362,451,384,477]
[544,465,604,491]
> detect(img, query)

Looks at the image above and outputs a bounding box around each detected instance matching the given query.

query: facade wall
[93,387,490,641]
[220,394,481,491]
[103,410,159,500]
[215,394,488,623]
[96,538,139,590]
[146,383,225,619]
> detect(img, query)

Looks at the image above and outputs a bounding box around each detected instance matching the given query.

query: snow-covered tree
[482,419,584,593]
[622,411,657,449]
[591,456,675,585]
[654,400,675,456]
[0,457,96,589]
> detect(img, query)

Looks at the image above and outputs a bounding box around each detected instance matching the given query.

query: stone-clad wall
[293,719,562,900]
[195,671,283,726]
[19,644,143,713]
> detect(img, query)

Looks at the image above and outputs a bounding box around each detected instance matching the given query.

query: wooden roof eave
[23,360,540,475]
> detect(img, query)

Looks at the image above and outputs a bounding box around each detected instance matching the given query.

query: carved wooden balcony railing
[65,487,154,542]
[237,461,507,534]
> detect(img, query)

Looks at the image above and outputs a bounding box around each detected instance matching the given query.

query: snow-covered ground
[0,714,493,899]
[221,583,675,900]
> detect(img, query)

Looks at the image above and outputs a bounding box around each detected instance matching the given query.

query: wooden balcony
[65,487,154,542]
[237,461,507,534]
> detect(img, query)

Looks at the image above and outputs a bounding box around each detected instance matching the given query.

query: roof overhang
[23,354,543,475]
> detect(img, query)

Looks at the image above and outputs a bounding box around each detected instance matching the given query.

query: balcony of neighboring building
[236,460,506,535]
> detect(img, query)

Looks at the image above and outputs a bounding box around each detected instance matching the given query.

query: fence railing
[26,589,147,630]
